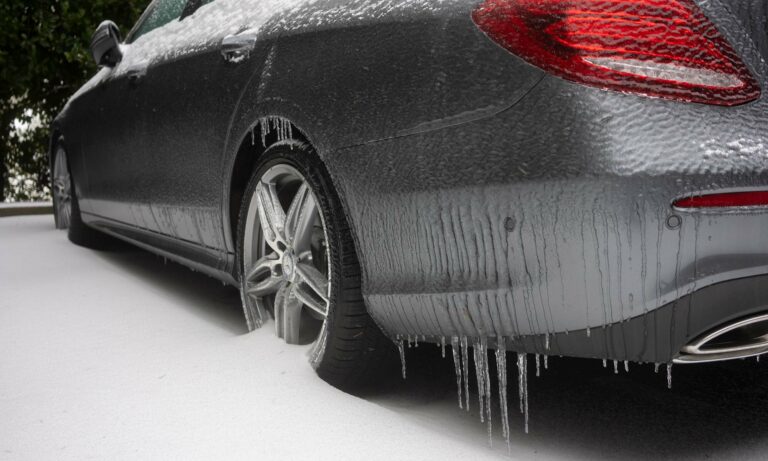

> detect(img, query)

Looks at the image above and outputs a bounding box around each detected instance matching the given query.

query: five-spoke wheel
[242,164,331,345]
[237,141,394,388]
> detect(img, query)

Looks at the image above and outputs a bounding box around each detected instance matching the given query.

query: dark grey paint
[52,0,768,363]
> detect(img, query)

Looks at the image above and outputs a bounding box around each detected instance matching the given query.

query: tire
[237,140,395,390]
[53,143,126,250]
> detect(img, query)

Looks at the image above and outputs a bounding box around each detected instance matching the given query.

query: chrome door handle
[221,34,257,63]
[126,69,146,88]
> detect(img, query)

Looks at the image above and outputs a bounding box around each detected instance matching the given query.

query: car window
[181,0,216,19]
[130,0,189,42]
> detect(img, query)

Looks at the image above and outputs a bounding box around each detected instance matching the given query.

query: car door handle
[126,69,146,88]
[221,34,257,63]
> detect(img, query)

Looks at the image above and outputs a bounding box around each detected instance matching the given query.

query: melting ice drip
[447,335,533,449]
[251,116,295,148]
[395,334,677,448]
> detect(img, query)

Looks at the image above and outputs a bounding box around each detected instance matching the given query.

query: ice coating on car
[116,0,456,77]
[49,0,768,451]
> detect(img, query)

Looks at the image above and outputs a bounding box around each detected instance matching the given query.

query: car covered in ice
[52,0,768,408]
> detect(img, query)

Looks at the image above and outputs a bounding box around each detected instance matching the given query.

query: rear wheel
[237,141,394,390]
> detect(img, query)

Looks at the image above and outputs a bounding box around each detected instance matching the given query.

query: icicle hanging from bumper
[496,336,510,450]
[517,352,529,434]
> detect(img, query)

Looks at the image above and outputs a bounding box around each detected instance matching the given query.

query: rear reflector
[673,191,768,209]
[472,0,761,106]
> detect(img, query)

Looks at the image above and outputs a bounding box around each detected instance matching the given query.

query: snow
[3,215,768,460]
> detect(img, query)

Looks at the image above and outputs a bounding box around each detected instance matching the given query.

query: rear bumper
[324,12,768,361]
[515,274,768,363]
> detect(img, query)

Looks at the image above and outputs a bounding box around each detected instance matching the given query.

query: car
[51,0,768,429]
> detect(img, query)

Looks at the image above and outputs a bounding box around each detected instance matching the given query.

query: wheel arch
[224,116,313,263]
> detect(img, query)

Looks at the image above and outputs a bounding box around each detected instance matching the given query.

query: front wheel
[52,145,72,229]
[237,141,394,390]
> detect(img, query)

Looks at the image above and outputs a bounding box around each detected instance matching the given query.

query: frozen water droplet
[613,360,619,374]
[603,359,607,368]
[535,354,541,377]
[543,355,548,370]
[624,361,629,372]
[441,336,446,358]
[654,363,660,373]
[545,334,550,350]
[757,355,761,363]
[587,327,591,338]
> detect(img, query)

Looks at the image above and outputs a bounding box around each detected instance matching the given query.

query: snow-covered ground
[3,215,768,460]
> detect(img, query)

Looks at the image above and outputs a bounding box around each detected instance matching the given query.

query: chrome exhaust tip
[674,313,768,364]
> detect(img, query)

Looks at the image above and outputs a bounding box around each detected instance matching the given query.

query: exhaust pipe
[674,313,768,364]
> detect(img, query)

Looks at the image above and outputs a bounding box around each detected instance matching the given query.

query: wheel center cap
[282,250,296,281]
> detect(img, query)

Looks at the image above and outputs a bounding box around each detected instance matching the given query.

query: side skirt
[81,211,238,287]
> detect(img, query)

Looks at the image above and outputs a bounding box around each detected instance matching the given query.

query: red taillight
[472,0,761,106]
[674,191,768,209]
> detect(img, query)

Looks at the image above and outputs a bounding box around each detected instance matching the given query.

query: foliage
[0,0,147,201]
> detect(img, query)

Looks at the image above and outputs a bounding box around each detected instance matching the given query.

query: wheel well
[228,117,309,247]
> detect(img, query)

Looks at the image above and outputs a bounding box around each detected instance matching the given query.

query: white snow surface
[3,215,768,460]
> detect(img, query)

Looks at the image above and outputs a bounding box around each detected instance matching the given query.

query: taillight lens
[472,0,761,106]
[674,191,768,209]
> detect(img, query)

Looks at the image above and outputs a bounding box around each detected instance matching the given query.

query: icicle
[535,354,541,377]
[654,363,660,373]
[397,338,406,380]
[260,117,268,147]
[414,335,419,348]
[624,360,629,372]
[544,355,548,370]
[613,360,619,374]
[484,340,492,446]
[602,359,607,368]
[496,336,510,451]
[757,355,761,363]
[587,327,591,337]
[441,336,446,358]
[545,333,550,351]
[451,337,463,409]
[666,364,672,389]
[474,341,486,423]
[517,353,529,434]
[473,337,492,443]
[461,336,470,411]
[250,128,256,145]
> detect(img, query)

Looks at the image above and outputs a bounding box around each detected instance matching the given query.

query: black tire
[55,143,127,250]
[237,140,396,390]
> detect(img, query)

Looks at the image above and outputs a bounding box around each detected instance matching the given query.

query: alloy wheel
[242,164,331,345]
